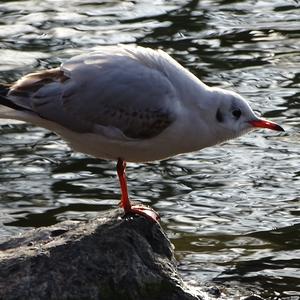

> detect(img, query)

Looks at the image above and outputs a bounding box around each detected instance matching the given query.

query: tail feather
[0,94,26,111]
[0,85,32,121]
[0,83,31,112]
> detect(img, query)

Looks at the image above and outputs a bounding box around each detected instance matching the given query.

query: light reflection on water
[0,0,299,298]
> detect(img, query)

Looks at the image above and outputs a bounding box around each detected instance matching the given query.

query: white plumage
[0,45,283,221]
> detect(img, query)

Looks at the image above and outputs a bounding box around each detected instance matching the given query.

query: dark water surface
[0,0,299,299]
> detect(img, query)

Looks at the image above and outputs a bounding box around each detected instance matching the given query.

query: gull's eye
[232,108,241,119]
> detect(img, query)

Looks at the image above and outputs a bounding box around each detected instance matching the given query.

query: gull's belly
[11,110,209,163]
[63,130,186,162]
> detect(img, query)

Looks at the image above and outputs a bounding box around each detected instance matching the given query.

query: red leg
[117,158,131,212]
[116,158,160,223]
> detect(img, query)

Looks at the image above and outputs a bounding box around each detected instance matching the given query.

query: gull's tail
[0,85,30,120]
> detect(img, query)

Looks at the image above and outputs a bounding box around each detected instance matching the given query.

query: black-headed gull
[0,45,284,222]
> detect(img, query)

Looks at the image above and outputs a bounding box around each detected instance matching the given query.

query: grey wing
[8,51,179,140]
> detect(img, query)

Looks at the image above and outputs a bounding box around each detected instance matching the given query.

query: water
[0,0,299,298]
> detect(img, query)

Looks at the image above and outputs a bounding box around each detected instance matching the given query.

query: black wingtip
[0,84,9,96]
[0,94,25,111]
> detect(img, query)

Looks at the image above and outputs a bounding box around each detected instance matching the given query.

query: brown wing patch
[99,106,174,139]
[125,110,173,139]
[10,68,69,96]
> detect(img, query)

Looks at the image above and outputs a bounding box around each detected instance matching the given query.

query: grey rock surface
[0,209,201,300]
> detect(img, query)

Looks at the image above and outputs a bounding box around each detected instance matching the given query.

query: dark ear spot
[216,108,223,122]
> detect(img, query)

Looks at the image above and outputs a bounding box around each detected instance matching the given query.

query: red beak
[249,118,284,132]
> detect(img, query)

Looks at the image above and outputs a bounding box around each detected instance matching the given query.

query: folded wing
[8,47,179,140]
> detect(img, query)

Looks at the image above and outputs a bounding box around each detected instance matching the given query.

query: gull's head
[210,88,284,142]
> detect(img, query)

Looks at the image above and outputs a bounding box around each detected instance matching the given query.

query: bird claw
[123,204,160,223]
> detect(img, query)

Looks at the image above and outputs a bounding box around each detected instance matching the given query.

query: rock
[0,209,202,300]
